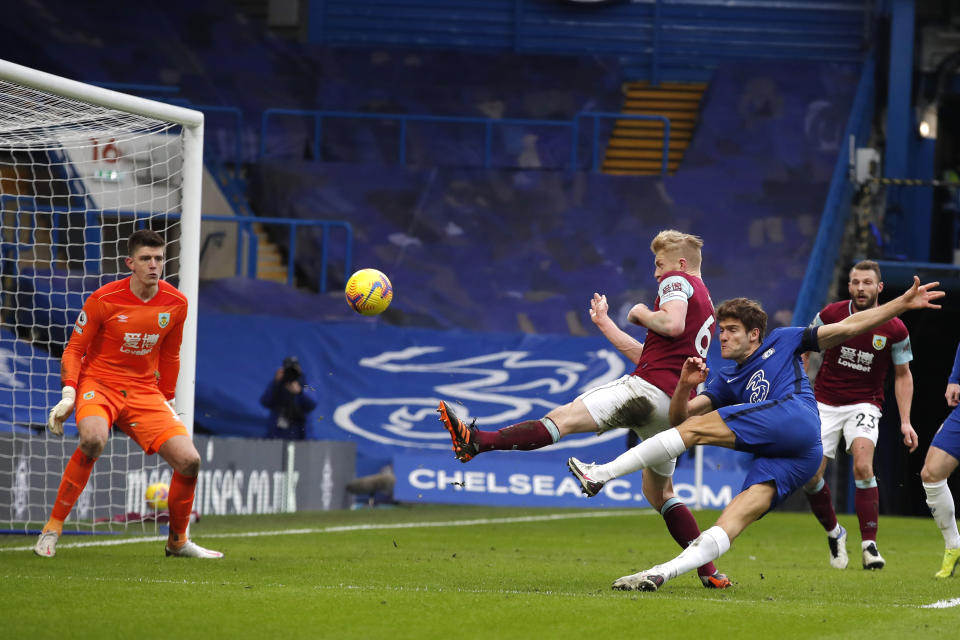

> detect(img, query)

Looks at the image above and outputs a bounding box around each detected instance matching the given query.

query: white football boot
[34,530,59,558]
[827,525,848,569]
[165,540,224,559]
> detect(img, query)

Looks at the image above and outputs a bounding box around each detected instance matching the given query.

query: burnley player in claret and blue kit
[567,276,943,592]
[801,260,917,571]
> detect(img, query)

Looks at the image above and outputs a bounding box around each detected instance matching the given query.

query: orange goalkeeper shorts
[75,378,188,455]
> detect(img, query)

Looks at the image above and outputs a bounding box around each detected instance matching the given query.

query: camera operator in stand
[260,356,317,440]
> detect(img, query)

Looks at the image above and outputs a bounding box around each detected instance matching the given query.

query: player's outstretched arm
[590,292,644,364]
[816,276,944,351]
[47,386,76,436]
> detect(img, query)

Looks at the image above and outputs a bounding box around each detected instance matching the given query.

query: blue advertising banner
[196,313,753,479]
[393,451,748,510]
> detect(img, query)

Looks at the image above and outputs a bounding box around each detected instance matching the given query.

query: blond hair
[650,229,703,269]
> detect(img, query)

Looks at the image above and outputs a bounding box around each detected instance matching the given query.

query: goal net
[0,60,202,533]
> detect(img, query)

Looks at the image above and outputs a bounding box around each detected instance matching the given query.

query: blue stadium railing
[259,109,673,174]
[0,200,352,294]
[203,214,352,292]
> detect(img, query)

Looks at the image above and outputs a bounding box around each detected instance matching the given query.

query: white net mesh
[0,75,192,533]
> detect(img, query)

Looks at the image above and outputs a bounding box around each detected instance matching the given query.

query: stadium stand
[249,61,858,334]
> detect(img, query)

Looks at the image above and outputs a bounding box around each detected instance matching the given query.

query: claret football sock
[49,449,97,523]
[167,471,198,544]
[474,419,556,452]
[804,478,839,532]
[661,498,718,577]
[855,478,879,542]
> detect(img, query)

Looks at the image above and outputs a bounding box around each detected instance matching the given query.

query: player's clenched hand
[47,386,76,436]
[946,383,960,408]
[679,357,708,387]
[901,423,918,453]
[627,303,651,326]
[589,293,609,326]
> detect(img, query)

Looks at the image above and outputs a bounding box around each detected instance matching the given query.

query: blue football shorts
[931,406,960,461]
[717,395,823,509]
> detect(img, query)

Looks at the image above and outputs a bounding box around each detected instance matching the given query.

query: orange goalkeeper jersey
[60,276,187,399]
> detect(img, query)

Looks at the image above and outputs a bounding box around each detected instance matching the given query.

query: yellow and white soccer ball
[145,482,169,511]
[345,268,393,316]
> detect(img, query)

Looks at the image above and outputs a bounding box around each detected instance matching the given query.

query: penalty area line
[1,509,650,553]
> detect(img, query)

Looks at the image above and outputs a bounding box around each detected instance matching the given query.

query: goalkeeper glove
[47,386,76,436]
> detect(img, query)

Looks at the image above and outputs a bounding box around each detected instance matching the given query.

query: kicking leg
[438,398,596,462]
[568,411,736,490]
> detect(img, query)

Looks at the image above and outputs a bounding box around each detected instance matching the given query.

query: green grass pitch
[1,505,957,639]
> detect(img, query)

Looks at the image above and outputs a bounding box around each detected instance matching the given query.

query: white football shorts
[577,374,675,477]
[818,401,882,459]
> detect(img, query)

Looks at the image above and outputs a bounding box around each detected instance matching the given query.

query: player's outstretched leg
[437,401,558,462]
[437,401,480,462]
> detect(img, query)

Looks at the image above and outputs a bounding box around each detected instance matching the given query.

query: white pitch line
[0,509,649,553]
[921,597,960,609]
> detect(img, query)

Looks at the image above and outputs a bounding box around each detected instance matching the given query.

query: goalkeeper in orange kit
[35,229,222,559]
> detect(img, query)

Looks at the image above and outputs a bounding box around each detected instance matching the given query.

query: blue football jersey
[703,327,820,410]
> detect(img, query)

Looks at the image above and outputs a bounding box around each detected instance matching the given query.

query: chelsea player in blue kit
[567,277,943,591]
[920,339,960,578]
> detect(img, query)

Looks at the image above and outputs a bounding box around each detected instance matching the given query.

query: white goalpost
[0,59,203,532]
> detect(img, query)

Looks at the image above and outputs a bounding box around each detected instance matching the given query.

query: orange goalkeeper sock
[46,449,97,531]
[167,471,197,547]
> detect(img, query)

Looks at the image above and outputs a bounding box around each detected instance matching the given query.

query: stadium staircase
[253,224,289,283]
[603,81,707,176]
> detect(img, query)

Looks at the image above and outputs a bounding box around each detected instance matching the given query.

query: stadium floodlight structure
[0,59,202,532]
